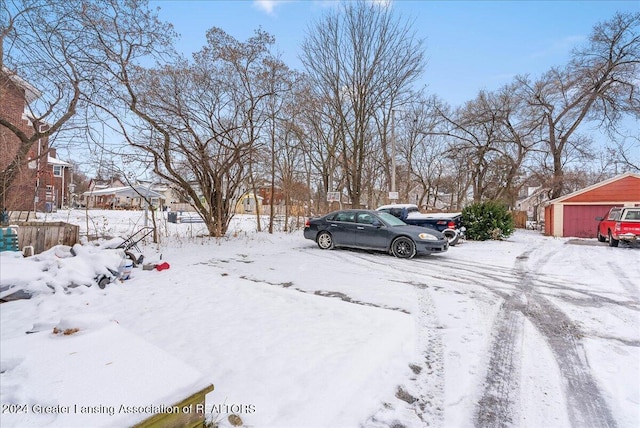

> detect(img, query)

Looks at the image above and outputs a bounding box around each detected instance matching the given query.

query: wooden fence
[15,222,79,255]
[511,210,528,229]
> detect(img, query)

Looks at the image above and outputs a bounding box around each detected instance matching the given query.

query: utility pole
[391,108,396,193]
[389,109,398,203]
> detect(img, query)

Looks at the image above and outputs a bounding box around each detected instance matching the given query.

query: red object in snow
[156,262,170,271]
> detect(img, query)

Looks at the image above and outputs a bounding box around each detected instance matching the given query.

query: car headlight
[418,233,437,241]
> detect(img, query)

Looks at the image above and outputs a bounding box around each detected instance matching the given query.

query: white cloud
[254,0,276,14]
[254,0,292,15]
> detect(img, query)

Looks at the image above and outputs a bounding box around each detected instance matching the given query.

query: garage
[544,172,640,238]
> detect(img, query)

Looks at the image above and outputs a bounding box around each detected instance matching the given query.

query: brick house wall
[1,69,68,211]
[46,148,72,210]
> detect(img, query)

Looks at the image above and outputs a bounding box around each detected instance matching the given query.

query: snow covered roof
[376,203,418,210]
[83,185,164,199]
[48,155,72,167]
[2,66,41,104]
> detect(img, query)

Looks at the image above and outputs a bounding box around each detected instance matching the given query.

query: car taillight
[447,221,456,229]
[614,222,621,232]
[305,218,311,227]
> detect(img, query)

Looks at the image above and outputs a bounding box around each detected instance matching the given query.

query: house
[83,181,164,210]
[83,178,124,208]
[515,186,550,225]
[1,68,73,212]
[137,180,183,211]
[235,192,264,214]
[44,149,73,211]
[544,172,640,238]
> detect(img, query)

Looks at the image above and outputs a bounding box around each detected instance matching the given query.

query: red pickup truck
[596,207,640,247]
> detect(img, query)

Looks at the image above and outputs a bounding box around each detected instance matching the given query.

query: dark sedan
[303,209,448,258]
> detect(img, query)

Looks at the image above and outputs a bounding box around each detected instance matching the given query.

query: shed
[544,172,640,238]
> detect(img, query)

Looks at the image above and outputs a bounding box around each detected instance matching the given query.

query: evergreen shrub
[461,201,515,241]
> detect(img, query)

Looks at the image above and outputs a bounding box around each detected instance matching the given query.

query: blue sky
[152,0,639,107]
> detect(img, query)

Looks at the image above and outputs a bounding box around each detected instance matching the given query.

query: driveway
[292,231,639,427]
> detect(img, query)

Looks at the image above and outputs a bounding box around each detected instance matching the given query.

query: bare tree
[401,95,452,208]
[484,83,542,205]
[270,71,311,231]
[1,0,179,216]
[607,135,640,173]
[95,27,281,237]
[1,0,85,207]
[434,87,536,205]
[300,0,425,207]
[519,12,640,198]
[293,82,343,212]
[259,57,296,233]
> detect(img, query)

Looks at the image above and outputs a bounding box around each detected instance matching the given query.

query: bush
[461,202,515,241]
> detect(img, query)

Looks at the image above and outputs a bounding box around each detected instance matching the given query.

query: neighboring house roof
[2,66,41,103]
[83,185,164,199]
[516,187,550,206]
[89,179,125,191]
[546,172,640,205]
[48,156,72,167]
[239,193,264,201]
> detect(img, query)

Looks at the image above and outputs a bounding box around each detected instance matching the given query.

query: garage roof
[547,172,640,205]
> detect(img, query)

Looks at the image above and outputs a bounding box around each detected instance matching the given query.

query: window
[53,165,63,177]
[377,211,406,226]
[607,208,621,221]
[357,213,374,224]
[334,212,355,222]
[622,209,640,221]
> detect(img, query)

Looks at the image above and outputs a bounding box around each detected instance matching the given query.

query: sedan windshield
[377,211,407,226]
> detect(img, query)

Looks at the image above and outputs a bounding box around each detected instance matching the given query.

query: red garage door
[563,205,617,238]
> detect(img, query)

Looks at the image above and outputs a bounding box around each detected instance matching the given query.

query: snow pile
[0,244,125,301]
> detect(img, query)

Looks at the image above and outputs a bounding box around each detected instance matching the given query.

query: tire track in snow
[229,246,621,426]
[363,284,446,428]
[474,295,525,427]
[413,285,446,426]
[606,261,639,303]
[472,248,538,428]
[333,252,447,426]
[474,246,617,428]
[374,246,619,427]
[519,291,616,428]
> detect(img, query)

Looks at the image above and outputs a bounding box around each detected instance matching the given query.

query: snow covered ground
[1,209,639,427]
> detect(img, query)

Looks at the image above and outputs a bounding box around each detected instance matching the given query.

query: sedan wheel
[391,236,416,259]
[317,231,334,250]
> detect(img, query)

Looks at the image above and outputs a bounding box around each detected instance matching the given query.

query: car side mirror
[372,220,382,227]
[595,216,604,221]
